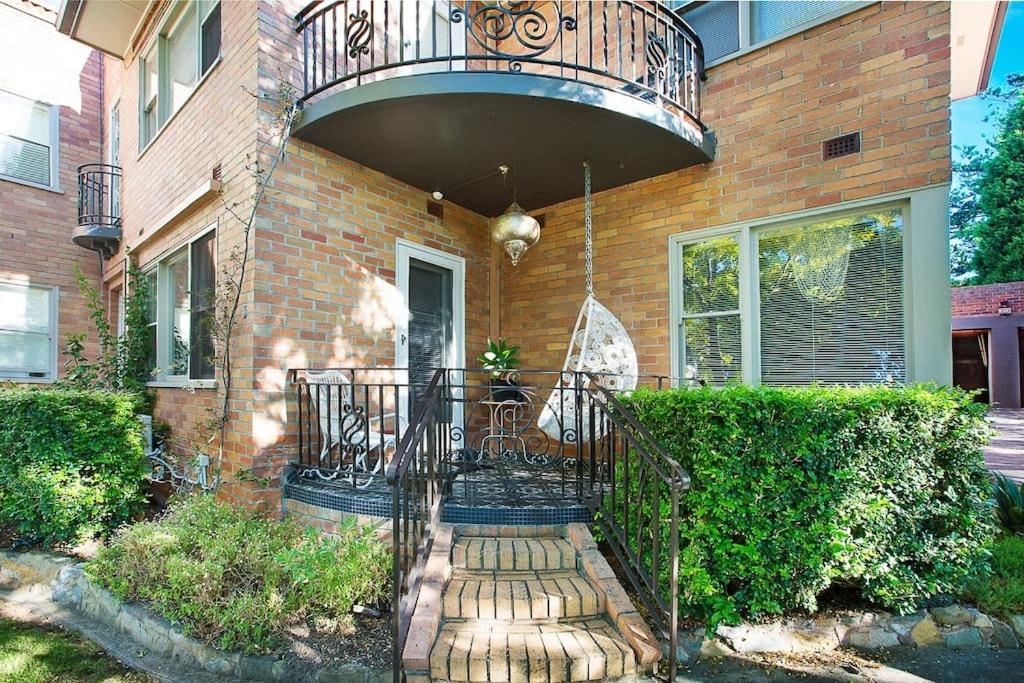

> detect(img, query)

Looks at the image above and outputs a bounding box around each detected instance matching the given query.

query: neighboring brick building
[0,0,103,383]
[47,0,1001,513]
[952,281,1024,408]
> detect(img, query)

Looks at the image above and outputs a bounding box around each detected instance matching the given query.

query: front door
[395,240,465,424]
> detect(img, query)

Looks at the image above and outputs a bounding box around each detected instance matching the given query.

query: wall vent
[211,163,222,181]
[822,132,860,160]
[427,200,444,219]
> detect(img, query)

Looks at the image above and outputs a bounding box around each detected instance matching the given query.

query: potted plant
[477,338,523,402]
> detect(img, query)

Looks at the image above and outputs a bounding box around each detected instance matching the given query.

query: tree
[951,74,1024,284]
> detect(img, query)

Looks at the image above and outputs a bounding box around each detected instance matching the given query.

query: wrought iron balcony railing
[73,163,122,258]
[296,0,705,125]
[77,163,121,229]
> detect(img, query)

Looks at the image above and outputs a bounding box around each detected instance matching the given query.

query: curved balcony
[292,1,715,216]
[73,163,122,258]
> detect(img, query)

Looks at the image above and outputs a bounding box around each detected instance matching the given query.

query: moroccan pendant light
[490,166,539,266]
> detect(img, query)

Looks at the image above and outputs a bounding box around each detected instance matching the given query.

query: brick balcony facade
[42,0,956,510]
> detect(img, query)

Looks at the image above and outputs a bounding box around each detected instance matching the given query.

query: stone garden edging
[680,606,1024,661]
[0,551,391,683]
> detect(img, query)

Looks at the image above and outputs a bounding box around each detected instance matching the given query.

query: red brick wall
[0,0,103,378]
[501,1,952,376]
[952,282,1024,317]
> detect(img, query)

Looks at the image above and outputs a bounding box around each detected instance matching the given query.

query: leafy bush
[993,472,1024,535]
[620,384,995,628]
[965,535,1024,619]
[86,496,391,654]
[0,387,148,546]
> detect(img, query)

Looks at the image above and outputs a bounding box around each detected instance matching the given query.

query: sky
[951,1,1024,158]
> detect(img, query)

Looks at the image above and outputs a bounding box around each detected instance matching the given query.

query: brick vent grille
[823,132,861,160]
[427,200,444,219]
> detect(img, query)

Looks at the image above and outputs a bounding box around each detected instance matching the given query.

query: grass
[0,617,150,683]
[965,534,1024,619]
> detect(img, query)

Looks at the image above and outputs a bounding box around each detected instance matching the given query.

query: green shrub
[965,535,1024,619]
[992,472,1024,535]
[86,496,391,654]
[620,384,995,628]
[0,387,148,546]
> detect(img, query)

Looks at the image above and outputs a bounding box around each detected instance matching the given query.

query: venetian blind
[758,210,905,386]
[680,1,740,63]
[750,1,852,43]
[0,90,52,187]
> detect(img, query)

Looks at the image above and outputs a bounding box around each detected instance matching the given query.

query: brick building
[952,281,1024,408]
[47,1,1000,513]
[0,0,998,677]
[0,0,103,384]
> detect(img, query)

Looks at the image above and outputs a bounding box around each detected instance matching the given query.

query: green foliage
[620,384,996,629]
[993,473,1024,536]
[86,496,390,654]
[61,259,154,408]
[951,73,1024,284]
[0,617,149,682]
[965,535,1024,619]
[0,388,148,546]
[477,338,521,378]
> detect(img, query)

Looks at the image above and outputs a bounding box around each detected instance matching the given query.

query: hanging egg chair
[537,161,638,441]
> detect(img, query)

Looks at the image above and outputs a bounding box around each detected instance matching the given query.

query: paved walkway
[986,408,1024,482]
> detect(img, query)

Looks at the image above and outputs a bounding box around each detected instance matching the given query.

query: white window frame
[138,0,222,154]
[0,89,61,193]
[669,197,914,387]
[143,222,218,387]
[674,1,872,68]
[0,280,58,383]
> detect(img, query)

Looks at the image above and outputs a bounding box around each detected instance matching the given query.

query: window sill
[137,55,223,161]
[0,375,55,384]
[147,379,217,390]
[0,174,61,194]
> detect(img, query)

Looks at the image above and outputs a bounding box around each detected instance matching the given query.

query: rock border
[1,551,391,683]
[679,605,1024,662]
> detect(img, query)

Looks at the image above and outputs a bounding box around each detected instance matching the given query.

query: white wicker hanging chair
[537,162,638,441]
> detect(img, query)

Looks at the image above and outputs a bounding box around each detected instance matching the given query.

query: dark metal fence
[295,0,704,124]
[76,163,121,228]
[289,365,691,679]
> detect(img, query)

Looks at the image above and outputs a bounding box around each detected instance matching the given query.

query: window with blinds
[679,1,740,64]
[749,1,851,43]
[0,282,56,380]
[0,90,55,188]
[757,210,905,385]
[680,235,743,386]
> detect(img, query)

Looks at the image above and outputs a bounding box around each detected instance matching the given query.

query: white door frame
[395,238,466,426]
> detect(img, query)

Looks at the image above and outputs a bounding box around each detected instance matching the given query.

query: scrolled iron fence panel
[295,0,705,124]
[76,163,122,228]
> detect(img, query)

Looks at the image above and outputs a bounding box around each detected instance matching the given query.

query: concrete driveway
[986,408,1024,482]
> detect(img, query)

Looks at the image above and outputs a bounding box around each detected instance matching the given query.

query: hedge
[619,384,995,628]
[0,387,148,546]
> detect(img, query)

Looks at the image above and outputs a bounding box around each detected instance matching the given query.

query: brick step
[429,618,638,683]
[443,576,605,621]
[452,537,577,572]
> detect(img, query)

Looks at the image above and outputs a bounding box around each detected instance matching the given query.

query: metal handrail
[385,368,446,683]
[295,0,705,125]
[76,163,122,228]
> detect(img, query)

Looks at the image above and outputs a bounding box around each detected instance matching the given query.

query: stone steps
[452,538,577,572]
[405,525,657,682]
[443,576,605,621]
[429,619,638,683]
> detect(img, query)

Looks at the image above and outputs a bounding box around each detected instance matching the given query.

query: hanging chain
[584,160,593,297]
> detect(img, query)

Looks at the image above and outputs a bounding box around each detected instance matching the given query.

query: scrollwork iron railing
[76,163,121,229]
[295,0,705,124]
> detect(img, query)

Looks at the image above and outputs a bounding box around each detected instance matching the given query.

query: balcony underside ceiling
[292,73,716,218]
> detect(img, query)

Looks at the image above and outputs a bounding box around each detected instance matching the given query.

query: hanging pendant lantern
[491,201,540,266]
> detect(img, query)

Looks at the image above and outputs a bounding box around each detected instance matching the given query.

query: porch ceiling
[292,72,716,218]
